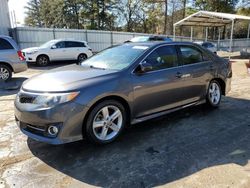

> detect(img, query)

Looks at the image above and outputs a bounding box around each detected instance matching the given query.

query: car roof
[122,41,198,48]
[54,39,86,42]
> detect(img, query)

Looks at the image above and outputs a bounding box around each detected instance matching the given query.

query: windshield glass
[40,40,57,48]
[130,36,149,42]
[81,45,149,70]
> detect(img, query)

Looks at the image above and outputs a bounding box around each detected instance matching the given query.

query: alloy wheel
[0,67,10,81]
[208,82,221,105]
[92,105,123,141]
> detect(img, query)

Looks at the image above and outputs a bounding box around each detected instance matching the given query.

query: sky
[8,0,28,26]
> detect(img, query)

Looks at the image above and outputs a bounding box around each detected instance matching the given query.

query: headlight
[26,50,38,55]
[32,92,79,108]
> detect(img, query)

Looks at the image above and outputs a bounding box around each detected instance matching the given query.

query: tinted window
[202,42,214,48]
[180,46,203,65]
[144,45,178,71]
[0,38,14,50]
[65,41,84,48]
[55,41,65,48]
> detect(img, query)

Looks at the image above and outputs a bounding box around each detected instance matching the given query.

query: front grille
[19,95,36,104]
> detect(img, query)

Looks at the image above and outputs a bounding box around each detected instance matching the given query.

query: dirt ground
[0,60,250,188]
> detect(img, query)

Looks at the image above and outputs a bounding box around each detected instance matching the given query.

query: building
[0,0,11,35]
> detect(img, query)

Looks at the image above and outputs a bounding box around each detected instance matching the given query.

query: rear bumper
[12,61,28,73]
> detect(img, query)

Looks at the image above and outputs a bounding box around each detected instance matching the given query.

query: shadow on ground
[27,60,78,70]
[28,96,250,187]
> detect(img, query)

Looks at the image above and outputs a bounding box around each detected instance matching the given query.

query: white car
[196,42,217,54]
[22,39,93,66]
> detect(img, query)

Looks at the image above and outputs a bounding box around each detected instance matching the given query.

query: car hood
[22,65,118,92]
[22,47,40,52]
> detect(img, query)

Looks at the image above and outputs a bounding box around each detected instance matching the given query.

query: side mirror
[139,61,153,73]
[51,45,57,49]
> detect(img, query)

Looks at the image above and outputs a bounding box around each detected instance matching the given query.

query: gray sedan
[14,42,232,144]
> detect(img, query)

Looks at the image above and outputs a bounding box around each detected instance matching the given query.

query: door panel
[132,45,186,118]
[177,45,215,104]
[50,41,66,61]
[132,68,185,117]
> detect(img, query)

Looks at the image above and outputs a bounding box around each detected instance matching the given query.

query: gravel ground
[0,60,250,188]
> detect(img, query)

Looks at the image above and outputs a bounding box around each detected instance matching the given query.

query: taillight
[17,51,25,61]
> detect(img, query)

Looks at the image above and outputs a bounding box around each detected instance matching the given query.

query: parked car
[240,48,250,58]
[14,42,232,145]
[125,35,172,43]
[0,35,27,81]
[196,41,217,54]
[22,39,93,66]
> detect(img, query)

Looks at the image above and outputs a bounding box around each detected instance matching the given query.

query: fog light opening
[48,125,58,136]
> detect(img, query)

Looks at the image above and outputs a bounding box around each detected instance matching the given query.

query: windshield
[130,36,149,42]
[40,40,57,48]
[81,45,149,70]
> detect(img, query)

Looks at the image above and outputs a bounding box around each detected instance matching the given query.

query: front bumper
[14,100,89,145]
[24,53,37,62]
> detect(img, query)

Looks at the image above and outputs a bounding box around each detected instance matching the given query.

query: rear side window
[65,41,85,48]
[179,46,203,65]
[145,45,178,71]
[0,38,14,50]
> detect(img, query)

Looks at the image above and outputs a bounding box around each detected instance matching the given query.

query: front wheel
[36,55,50,66]
[206,80,222,107]
[84,100,127,144]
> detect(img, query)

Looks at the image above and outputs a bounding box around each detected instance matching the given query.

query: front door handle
[176,72,182,78]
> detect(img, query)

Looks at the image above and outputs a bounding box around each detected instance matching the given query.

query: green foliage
[24,0,249,39]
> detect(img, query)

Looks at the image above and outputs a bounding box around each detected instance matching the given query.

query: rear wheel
[0,64,12,81]
[36,55,49,66]
[84,100,126,144]
[206,80,222,107]
[78,54,87,63]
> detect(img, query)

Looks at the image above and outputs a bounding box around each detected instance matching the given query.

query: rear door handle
[176,72,182,78]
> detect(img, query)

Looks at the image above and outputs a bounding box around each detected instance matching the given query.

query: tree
[25,0,42,27]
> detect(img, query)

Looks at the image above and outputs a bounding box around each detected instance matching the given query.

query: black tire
[77,53,87,63]
[0,64,12,81]
[36,55,50,66]
[206,80,222,108]
[84,100,127,144]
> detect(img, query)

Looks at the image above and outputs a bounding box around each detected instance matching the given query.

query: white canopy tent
[173,11,250,55]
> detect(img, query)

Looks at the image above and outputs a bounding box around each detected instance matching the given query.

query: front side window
[179,46,203,65]
[0,39,14,50]
[144,45,178,71]
[55,42,65,48]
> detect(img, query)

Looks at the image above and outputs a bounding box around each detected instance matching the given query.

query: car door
[65,41,80,60]
[50,41,66,61]
[177,45,215,105]
[132,45,187,118]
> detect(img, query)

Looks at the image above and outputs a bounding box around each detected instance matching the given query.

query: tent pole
[217,27,221,51]
[205,27,208,42]
[190,26,193,42]
[247,22,250,39]
[229,20,234,59]
[173,25,176,41]
[247,22,250,53]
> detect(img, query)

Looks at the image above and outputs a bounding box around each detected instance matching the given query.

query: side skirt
[131,100,206,125]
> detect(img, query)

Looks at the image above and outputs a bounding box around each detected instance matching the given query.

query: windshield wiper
[89,65,106,70]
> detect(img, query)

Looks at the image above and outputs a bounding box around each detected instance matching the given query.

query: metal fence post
[111,31,113,46]
[85,30,88,42]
